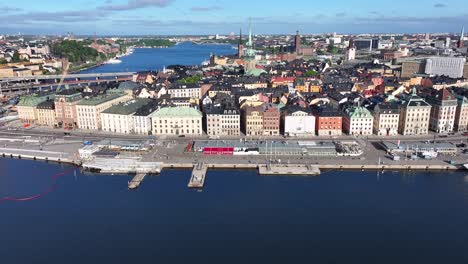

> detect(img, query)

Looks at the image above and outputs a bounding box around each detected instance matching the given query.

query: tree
[304,70,319,77]
[327,45,339,54]
[0,58,7,65]
[12,51,21,63]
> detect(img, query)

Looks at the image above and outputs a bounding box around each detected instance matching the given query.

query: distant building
[345,46,356,61]
[401,60,426,78]
[343,105,374,136]
[398,89,432,135]
[151,107,203,136]
[372,104,399,136]
[353,38,379,51]
[425,57,466,78]
[168,84,202,99]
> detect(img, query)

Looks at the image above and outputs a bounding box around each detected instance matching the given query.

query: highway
[0,72,136,82]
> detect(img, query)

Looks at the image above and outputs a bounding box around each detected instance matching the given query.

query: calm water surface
[80,42,235,73]
[1,159,468,263]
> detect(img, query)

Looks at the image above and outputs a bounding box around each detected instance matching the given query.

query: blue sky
[0,0,467,35]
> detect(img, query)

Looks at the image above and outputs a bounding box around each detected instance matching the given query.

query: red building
[315,107,343,136]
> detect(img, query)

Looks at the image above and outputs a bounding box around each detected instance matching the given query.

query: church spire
[458,25,465,48]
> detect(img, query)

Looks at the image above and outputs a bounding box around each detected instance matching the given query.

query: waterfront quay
[0,127,467,190]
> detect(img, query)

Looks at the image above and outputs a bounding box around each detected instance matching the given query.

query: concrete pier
[259,164,321,176]
[188,162,208,188]
[128,173,146,190]
[82,158,162,174]
[0,147,74,164]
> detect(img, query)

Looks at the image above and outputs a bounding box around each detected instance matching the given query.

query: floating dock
[128,173,146,190]
[259,164,321,176]
[188,162,208,188]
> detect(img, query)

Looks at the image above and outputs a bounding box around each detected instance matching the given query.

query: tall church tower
[244,21,257,71]
[238,29,244,58]
[295,30,301,54]
[458,26,465,48]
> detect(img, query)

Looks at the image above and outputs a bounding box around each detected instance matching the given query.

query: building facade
[76,93,132,130]
[36,100,56,127]
[425,57,466,78]
[315,107,342,136]
[101,99,151,134]
[133,101,159,135]
[206,107,241,137]
[283,107,315,137]
[151,107,203,136]
[454,93,468,132]
[372,104,400,136]
[242,105,264,136]
[54,89,82,129]
[168,84,202,99]
[343,106,374,136]
[426,89,457,133]
[17,94,49,124]
[399,89,432,135]
[262,104,280,136]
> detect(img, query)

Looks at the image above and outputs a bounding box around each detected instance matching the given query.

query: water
[80,42,236,73]
[1,159,468,263]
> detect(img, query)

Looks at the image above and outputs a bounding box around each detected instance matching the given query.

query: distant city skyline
[0,0,467,35]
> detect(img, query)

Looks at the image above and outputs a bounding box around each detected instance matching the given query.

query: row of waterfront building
[15,81,468,137]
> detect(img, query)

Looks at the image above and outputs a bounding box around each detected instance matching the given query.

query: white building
[151,107,203,136]
[76,93,132,130]
[399,89,432,136]
[283,108,315,137]
[167,84,202,99]
[206,106,241,137]
[343,105,374,136]
[372,104,400,136]
[426,89,458,134]
[345,47,356,61]
[100,99,151,134]
[133,102,159,135]
[425,57,466,78]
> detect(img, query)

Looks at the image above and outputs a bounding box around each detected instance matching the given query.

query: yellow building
[17,94,50,124]
[36,101,56,127]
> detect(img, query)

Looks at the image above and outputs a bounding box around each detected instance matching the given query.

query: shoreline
[0,154,463,173]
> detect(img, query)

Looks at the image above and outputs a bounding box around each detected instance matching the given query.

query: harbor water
[80,42,236,73]
[1,159,468,263]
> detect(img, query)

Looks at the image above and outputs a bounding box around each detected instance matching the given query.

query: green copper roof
[151,107,203,118]
[346,106,373,119]
[245,68,266,77]
[102,99,151,115]
[77,93,127,106]
[18,94,49,107]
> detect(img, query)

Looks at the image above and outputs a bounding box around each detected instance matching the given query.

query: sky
[0,0,467,35]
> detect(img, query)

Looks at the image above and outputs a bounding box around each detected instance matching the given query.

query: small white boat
[464,164,468,170]
[105,58,122,64]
